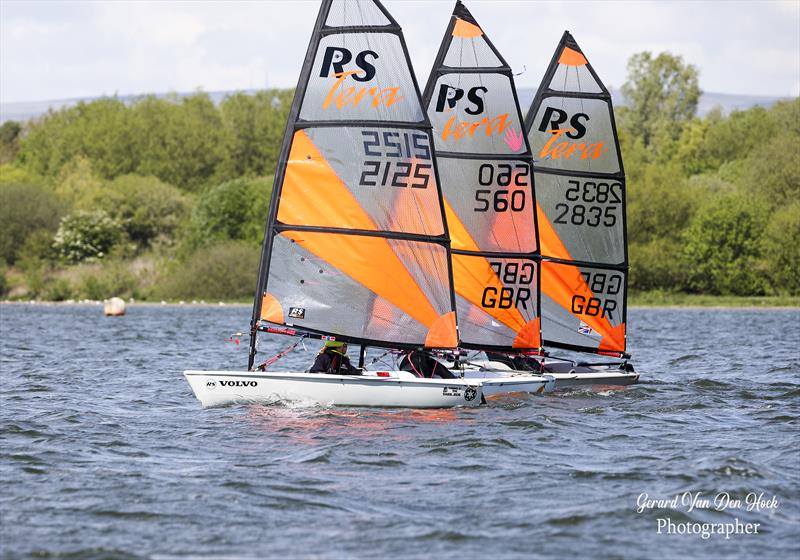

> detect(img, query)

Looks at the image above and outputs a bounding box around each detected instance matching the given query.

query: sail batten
[249,0,459,368]
[524,31,628,357]
[423,0,541,351]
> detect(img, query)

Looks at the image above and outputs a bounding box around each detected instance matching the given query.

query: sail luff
[249,0,334,369]
[524,30,629,357]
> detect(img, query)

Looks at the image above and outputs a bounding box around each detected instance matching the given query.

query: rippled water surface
[1,303,798,559]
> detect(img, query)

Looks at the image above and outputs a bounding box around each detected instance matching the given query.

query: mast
[523,31,629,357]
[249,0,459,369]
[422,0,542,352]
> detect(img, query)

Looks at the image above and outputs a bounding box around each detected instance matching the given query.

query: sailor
[399,350,457,379]
[309,341,361,375]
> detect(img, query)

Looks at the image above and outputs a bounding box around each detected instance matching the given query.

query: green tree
[96,174,191,248]
[130,94,229,190]
[682,192,767,295]
[619,52,701,151]
[219,90,293,179]
[0,121,22,164]
[0,183,64,264]
[186,177,272,248]
[761,201,800,295]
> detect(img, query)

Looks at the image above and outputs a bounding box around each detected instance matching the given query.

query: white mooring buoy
[103,297,126,316]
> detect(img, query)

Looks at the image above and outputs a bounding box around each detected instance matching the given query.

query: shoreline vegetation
[0,53,798,306]
[2,294,797,308]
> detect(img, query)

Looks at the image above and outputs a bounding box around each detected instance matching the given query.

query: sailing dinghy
[519,31,638,387]
[184,0,554,408]
[420,2,561,387]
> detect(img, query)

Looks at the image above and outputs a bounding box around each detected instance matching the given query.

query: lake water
[1,303,798,559]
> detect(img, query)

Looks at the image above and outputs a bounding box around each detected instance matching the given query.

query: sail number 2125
[359,130,432,189]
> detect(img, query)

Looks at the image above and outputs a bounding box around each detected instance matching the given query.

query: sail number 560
[474,163,529,213]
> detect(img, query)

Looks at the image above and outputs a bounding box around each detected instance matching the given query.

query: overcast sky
[1,0,798,105]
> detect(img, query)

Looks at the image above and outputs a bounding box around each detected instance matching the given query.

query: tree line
[0,53,797,301]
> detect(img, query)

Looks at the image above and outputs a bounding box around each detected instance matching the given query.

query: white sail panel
[528,96,620,174]
[325,0,392,27]
[438,157,536,253]
[266,234,454,346]
[540,261,625,353]
[428,72,527,155]
[299,32,424,123]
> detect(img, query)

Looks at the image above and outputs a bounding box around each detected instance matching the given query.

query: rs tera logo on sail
[435,84,511,142]
[319,47,403,109]
[537,107,607,161]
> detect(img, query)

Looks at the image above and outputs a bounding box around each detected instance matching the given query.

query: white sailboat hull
[459,361,639,390]
[185,370,486,408]
[547,370,639,389]
[184,370,555,408]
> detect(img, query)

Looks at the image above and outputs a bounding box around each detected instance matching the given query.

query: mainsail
[422,1,541,351]
[249,0,458,368]
[524,31,628,356]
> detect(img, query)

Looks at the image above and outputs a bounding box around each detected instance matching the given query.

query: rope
[255,335,308,371]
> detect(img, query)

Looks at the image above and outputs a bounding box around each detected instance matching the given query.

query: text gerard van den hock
[636,491,779,539]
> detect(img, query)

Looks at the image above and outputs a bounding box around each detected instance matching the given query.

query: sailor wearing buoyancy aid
[309,341,361,375]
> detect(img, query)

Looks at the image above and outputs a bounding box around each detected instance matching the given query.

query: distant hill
[0,88,790,124]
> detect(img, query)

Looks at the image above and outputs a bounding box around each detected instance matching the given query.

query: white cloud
[1,0,798,103]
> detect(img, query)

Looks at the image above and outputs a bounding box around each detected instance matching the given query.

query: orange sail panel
[282,230,455,346]
[278,130,376,231]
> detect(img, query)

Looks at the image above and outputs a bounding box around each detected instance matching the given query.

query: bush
[77,260,139,300]
[185,177,271,248]
[44,278,75,301]
[0,183,64,264]
[0,260,7,297]
[156,240,259,300]
[629,238,688,291]
[53,210,124,263]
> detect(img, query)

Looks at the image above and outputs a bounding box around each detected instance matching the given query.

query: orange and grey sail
[249,0,458,368]
[422,1,541,351]
[524,31,628,356]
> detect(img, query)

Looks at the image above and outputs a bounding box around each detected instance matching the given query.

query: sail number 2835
[360,131,432,188]
[554,180,622,227]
